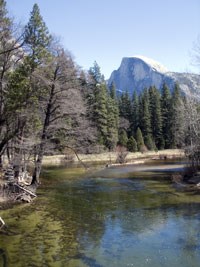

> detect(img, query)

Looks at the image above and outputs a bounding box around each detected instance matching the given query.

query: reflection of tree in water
[0,248,7,267]
[1,172,200,266]
[165,203,200,261]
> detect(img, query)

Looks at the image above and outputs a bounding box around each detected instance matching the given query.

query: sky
[6,0,200,78]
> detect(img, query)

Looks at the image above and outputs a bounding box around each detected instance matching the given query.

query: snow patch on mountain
[107,56,200,97]
[133,55,169,73]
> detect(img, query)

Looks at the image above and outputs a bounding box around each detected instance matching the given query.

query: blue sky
[6,0,200,78]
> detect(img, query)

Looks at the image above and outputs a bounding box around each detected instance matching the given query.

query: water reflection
[0,162,200,266]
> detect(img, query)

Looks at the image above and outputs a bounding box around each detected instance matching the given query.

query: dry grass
[42,149,185,166]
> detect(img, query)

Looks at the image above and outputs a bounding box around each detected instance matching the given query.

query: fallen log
[13,183,37,198]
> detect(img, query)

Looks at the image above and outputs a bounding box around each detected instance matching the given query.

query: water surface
[0,160,200,267]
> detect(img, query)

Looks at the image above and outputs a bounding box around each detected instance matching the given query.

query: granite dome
[108,56,200,98]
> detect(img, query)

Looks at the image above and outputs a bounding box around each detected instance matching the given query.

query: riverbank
[0,149,185,205]
[42,149,185,166]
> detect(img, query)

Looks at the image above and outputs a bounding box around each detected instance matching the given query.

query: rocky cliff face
[108,56,200,98]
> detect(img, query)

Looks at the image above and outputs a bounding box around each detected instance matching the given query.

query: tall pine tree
[161,83,172,148]
[170,83,185,148]
[136,127,145,152]
[24,3,52,69]
[131,90,139,134]
[139,89,152,149]
[127,136,138,152]
[119,90,132,124]
[88,62,108,146]
[149,86,163,149]
[106,84,119,150]
[118,129,128,147]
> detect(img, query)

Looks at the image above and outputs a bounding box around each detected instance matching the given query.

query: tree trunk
[31,86,54,185]
[31,142,45,185]
[0,155,2,169]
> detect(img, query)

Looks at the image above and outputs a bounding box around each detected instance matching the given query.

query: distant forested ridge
[0,0,200,184]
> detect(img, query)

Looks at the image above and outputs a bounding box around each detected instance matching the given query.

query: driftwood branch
[14,183,37,198]
[0,217,5,229]
[65,145,89,169]
[0,41,24,56]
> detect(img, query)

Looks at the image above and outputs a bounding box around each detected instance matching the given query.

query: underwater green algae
[1,162,200,267]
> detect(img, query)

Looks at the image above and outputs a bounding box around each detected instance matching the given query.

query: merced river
[0,160,200,267]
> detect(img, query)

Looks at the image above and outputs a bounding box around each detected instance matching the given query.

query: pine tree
[118,129,128,147]
[109,82,117,100]
[0,0,24,161]
[22,3,53,183]
[24,3,52,69]
[145,134,155,151]
[161,83,172,148]
[131,90,139,134]
[127,136,138,152]
[87,62,108,146]
[88,61,104,84]
[106,84,119,150]
[94,83,108,145]
[136,127,145,152]
[139,89,152,147]
[170,83,185,148]
[119,91,132,122]
[149,86,163,149]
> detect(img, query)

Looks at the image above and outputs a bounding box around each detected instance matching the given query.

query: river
[0,160,200,267]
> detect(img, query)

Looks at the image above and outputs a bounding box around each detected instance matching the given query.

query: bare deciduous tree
[30,46,89,184]
[182,95,200,170]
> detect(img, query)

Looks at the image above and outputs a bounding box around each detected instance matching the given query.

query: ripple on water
[1,162,200,267]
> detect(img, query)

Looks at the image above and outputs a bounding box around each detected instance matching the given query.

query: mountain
[107,56,200,98]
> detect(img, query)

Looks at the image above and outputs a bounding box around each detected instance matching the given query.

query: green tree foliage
[109,82,117,100]
[87,62,104,118]
[118,129,128,147]
[145,134,155,151]
[170,83,185,148]
[106,84,119,150]
[88,61,104,84]
[0,0,24,161]
[131,91,139,134]
[139,89,152,146]
[119,91,132,122]
[136,127,145,152]
[24,3,52,69]
[127,136,138,152]
[95,83,108,145]
[149,86,164,149]
[88,62,119,150]
[161,83,172,148]
[0,3,52,180]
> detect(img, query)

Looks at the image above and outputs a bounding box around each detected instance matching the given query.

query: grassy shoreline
[42,149,185,166]
[0,149,185,203]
